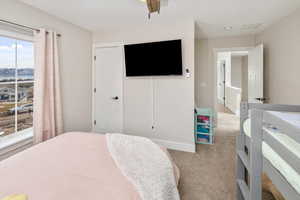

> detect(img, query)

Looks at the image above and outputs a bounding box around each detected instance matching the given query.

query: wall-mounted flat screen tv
[124,40,183,76]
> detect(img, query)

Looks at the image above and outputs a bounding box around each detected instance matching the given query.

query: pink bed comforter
[0,132,142,199]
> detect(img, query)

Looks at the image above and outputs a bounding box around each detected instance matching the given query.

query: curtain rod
[0,19,61,37]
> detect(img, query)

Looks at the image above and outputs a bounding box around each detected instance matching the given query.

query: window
[0,35,34,138]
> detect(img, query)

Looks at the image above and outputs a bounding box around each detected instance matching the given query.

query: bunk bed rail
[264,111,300,144]
[262,127,300,175]
[237,102,300,200]
[262,111,300,200]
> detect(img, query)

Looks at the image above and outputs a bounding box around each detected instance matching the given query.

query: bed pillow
[1,194,27,200]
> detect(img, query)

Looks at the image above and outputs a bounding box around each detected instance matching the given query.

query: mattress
[243,119,300,194]
[0,132,179,200]
[268,111,300,129]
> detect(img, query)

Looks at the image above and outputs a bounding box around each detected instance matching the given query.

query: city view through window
[0,36,34,137]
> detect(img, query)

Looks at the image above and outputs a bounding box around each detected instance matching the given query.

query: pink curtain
[33,29,63,143]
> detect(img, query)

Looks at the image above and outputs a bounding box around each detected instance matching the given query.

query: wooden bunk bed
[237,102,300,200]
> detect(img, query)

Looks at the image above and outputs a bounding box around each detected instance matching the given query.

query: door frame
[92,42,125,132]
[213,47,252,119]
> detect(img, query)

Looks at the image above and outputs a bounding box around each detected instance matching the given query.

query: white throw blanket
[106,133,180,200]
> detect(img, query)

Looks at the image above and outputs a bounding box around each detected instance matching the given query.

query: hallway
[216,103,240,137]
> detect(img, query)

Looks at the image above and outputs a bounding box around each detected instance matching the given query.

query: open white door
[248,44,264,103]
[217,61,226,105]
[93,46,124,133]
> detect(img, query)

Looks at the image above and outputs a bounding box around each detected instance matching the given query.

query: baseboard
[91,132,196,153]
[152,138,196,153]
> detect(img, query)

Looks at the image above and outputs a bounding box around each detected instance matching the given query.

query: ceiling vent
[224,26,233,31]
[241,23,263,30]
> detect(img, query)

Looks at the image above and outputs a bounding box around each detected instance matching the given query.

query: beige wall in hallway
[195,36,255,108]
[255,8,300,105]
[197,6,300,109]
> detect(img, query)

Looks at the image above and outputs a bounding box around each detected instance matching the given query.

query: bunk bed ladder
[236,136,251,200]
[237,103,263,200]
[237,103,300,200]
[236,102,250,200]
[249,109,263,200]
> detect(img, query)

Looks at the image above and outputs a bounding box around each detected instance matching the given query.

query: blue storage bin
[197,125,210,133]
[194,108,214,144]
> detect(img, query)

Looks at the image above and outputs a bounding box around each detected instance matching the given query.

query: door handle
[112,96,119,100]
[255,97,268,102]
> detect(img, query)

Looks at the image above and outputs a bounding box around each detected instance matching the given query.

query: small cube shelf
[195,108,214,144]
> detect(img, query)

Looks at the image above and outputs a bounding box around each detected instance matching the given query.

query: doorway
[214,44,264,132]
[216,51,249,116]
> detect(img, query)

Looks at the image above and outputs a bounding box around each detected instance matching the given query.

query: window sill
[0,128,34,161]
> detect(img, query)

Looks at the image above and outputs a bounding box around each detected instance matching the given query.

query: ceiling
[19,0,300,38]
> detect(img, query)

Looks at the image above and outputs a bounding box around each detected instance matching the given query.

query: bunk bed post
[236,102,248,200]
[249,109,263,200]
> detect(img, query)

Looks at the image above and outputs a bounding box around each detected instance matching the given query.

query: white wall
[231,56,242,88]
[195,36,255,109]
[225,86,241,115]
[255,8,300,105]
[0,0,93,132]
[93,19,195,151]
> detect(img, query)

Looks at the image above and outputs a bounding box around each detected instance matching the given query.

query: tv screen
[124,40,183,76]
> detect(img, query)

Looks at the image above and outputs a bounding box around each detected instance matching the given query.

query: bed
[0,132,180,200]
[237,102,300,200]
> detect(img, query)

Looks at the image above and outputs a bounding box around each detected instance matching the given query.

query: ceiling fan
[142,0,168,19]
[146,0,160,18]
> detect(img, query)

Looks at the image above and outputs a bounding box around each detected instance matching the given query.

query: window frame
[0,29,35,158]
[0,29,35,43]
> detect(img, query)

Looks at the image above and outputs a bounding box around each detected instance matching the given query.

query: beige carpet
[168,110,276,200]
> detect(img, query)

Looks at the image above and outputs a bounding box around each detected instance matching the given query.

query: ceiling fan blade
[146,0,160,13]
